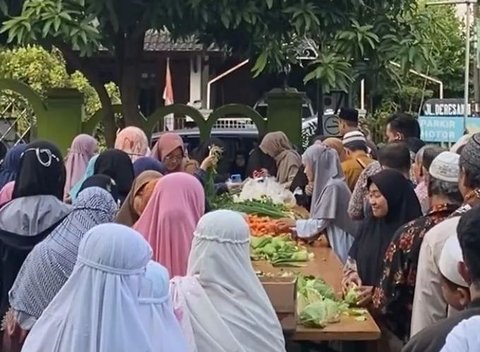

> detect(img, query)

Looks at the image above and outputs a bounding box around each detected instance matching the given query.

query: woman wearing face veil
[0,141,71,349]
[171,210,285,352]
[5,185,118,350]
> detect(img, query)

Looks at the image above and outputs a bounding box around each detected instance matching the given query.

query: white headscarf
[21,223,153,352]
[139,261,188,351]
[170,210,285,352]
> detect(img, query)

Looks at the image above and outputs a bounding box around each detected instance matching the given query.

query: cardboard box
[260,276,297,332]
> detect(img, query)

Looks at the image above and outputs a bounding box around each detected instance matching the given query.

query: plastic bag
[234,177,296,206]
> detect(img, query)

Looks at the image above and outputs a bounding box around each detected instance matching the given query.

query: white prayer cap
[342,131,366,148]
[450,133,472,154]
[439,236,468,287]
[429,151,460,183]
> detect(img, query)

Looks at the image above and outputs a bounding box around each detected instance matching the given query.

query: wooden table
[253,241,381,342]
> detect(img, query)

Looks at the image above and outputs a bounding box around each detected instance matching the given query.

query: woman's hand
[342,272,362,294]
[200,155,216,171]
[64,194,72,204]
[356,286,374,307]
[227,182,242,191]
[276,218,296,232]
[305,183,314,196]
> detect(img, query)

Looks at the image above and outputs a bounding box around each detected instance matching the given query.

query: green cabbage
[344,286,360,306]
[299,299,341,328]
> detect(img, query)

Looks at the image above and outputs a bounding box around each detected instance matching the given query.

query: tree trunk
[117,32,144,127]
[96,85,117,147]
[119,62,143,127]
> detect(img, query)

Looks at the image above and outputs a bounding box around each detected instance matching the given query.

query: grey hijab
[9,187,118,321]
[302,144,359,236]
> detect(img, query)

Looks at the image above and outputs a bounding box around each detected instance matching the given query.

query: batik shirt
[372,203,458,342]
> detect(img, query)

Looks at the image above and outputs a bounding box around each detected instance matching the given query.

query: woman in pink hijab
[133,172,205,276]
[64,134,97,197]
[115,126,149,162]
[151,132,198,174]
[0,181,14,206]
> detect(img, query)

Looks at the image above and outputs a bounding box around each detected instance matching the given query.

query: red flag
[163,58,174,105]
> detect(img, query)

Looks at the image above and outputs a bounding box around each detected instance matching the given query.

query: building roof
[144,30,220,52]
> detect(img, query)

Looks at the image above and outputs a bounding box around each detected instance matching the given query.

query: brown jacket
[341,153,374,191]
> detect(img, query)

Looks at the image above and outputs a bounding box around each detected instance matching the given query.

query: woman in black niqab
[344,169,421,289]
[93,149,134,204]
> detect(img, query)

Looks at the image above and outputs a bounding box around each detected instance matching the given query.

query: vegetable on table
[296,275,368,329]
[212,193,294,219]
[250,235,311,265]
[344,285,360,306]
[247,214,289,237]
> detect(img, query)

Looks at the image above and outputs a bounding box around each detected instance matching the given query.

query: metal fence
[0,91,33,146]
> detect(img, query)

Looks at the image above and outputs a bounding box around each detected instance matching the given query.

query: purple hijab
[64,135,97,196]
[133,157,167,177]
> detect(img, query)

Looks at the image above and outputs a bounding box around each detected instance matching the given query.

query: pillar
[189,55,202,104]
[266,88,303,146]
[40,88,84,154]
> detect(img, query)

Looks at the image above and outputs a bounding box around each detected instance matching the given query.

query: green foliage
[0,0,465,132]
[1,0,100,56]
[0,45,119,142]
[1,1,432,85]
[359,3,465,129]
[0,45,119,118]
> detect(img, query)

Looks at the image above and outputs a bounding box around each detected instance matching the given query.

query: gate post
[266,88,303,146]
[42,88,84,154]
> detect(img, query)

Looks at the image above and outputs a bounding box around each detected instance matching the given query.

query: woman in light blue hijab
[139,261,188,351]
[21,223,153,352]
[68,154,98,201]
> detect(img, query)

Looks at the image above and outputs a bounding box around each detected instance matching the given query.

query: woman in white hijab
[139,261,188,351]
[170,210,285,352]
[21,223,154,352]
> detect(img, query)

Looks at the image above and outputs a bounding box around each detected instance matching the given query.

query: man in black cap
[338,107,377,159]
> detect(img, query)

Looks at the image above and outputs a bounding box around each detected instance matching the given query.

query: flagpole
[163,57,174,131]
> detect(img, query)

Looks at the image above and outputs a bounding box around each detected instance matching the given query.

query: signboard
[422,98,472,117]
[418,116,480,142]
[323,115,339,136]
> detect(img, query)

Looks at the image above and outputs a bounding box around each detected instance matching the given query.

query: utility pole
[474,2,480,114]
[427,0,476,131]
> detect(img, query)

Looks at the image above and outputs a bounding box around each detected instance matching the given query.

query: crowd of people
[0,110,476,351]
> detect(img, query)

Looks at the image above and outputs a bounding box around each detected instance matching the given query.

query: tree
[0,45,120,139]
[1,0,440,143]
[367,4,465,113]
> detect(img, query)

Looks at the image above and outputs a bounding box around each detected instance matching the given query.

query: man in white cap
[412,146,445,214]
[438,236,470,311]
[411,134,480,337]
[341,131,374,191]
[404,205,480,352]
[373,151,462,344]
